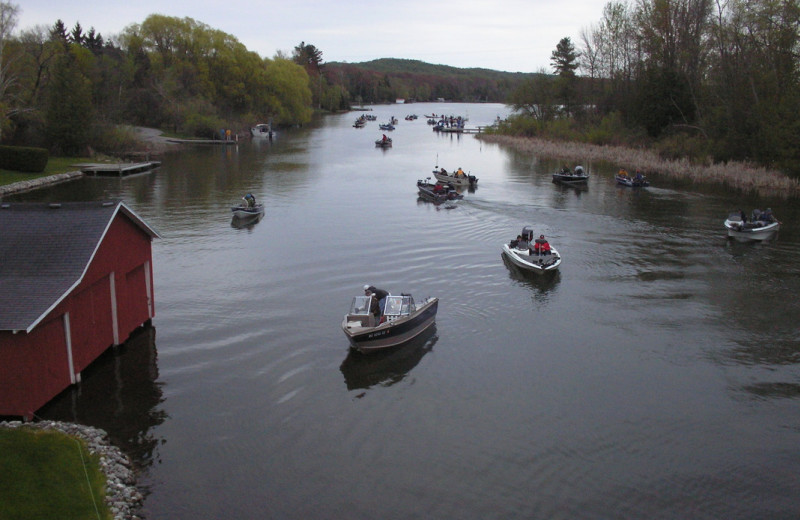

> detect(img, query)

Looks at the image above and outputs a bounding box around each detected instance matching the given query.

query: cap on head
[363,285,370,291]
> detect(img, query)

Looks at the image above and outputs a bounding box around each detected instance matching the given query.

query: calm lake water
[12,103,800,519]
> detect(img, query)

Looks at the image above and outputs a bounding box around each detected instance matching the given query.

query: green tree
[263,57,312,124]
[550,37,580,116]
[45,47,93,155]
[508,68,557,123]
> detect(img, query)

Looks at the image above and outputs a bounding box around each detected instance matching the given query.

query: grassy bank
[0,427,111,520]
[479,134,800,198]
[0,157,97,187]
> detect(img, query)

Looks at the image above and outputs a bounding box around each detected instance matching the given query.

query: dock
[434,126,487,134]
[166,138,239,145]
[80,161,161,177]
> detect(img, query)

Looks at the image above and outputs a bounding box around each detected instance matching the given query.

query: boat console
[345,295,376,328]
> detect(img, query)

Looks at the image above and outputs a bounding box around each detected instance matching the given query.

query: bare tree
[0,0,20,139]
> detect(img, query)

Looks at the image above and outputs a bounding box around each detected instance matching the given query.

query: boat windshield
[383,295,413,317]
[349,295,373,315]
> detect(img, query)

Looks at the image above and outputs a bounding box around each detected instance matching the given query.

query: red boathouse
[0,200,159,419]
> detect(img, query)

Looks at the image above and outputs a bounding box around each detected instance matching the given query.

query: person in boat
[433,183,445,194]
[561,166,570,175]
[381,134,388,143]
[762,208,775,223]
[364,285,389,316]
[243,193,256,208]
[634,171,644,182]
[531,235,551,255]
[618,168,629,179]
[456,167,464,178]
[510,234,523,248]
[739,209,747,223]
[440,167,448,175]
[752,208,763,223]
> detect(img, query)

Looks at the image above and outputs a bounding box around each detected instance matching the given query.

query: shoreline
[0,420,143,520]
[0,171,85,196]
[478,134,800,198]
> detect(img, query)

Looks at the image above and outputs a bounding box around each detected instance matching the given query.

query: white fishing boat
[502,227,561,274]
[724,210,780,241]
[250,123,273,139]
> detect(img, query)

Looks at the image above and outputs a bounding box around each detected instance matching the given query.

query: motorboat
[432,167,478,188]
[724,210,780,241]
[250,123,273,139]
[552,165,589,185]
[502,226,561,274]
[231,194,264,219]
[231,203,264,219]
[417,178,463,204]
[379,123,395,131]
[615,169,649,187]
[375,137,392,147]
[342,293,439,353]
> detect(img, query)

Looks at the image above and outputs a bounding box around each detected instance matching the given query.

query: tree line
[508,0,800,177]
[2,6,316,155]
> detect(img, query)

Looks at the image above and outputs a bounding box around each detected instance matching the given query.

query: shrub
[655,132,711,164]
[91,125,141,155]
[183,113,226,139]
[0,145,49,173]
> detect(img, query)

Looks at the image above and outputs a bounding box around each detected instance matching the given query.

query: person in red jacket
[531,235,551,255]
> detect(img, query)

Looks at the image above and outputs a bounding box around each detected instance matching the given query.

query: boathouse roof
[0,200,159,332]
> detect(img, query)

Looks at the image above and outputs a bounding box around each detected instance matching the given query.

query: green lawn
[0,428,111,520]
[0,157,97,187]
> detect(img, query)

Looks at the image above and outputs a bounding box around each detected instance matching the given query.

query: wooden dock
[80,161,161,177]
[435,127,486,134]
[166,138,239,145]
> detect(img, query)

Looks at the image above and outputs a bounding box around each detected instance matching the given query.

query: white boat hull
[502,244,561,273]
[724,219,779,241]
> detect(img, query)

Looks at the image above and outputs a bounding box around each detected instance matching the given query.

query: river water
[13,103,800,518]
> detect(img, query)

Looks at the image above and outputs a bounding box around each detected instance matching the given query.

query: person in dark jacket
[364,285,389,316]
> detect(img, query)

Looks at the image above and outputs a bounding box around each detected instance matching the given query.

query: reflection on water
[7,103,800,519]
[502,253,562,296]
[229,213,263,230]
[37,326,166,472]
[340,326,438,391]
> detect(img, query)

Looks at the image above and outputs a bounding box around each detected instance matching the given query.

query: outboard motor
[574,165,585,175]
[521,226,534,243]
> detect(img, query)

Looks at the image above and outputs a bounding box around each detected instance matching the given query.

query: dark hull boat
[552,165,588,185]
[342,293,439,353]
[615,169,649,187]
[417,179,463,204]
[231,204,264,219]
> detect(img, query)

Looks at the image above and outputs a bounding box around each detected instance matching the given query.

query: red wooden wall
[0,213,155,419]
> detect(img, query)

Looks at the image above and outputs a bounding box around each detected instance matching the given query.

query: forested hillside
[324,59,532,104]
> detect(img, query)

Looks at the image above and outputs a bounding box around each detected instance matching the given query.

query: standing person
[364,285,389,316]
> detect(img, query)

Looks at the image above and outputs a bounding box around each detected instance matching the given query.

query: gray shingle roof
[0,200,158,332]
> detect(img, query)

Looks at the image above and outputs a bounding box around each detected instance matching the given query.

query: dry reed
[478,134,800,198]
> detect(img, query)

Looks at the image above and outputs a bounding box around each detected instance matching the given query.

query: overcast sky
[16,0,608,73]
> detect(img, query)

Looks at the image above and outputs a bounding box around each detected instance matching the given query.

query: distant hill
[325,58,536,104]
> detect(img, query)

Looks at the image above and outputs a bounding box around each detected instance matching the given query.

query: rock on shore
[0,420,143,520]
